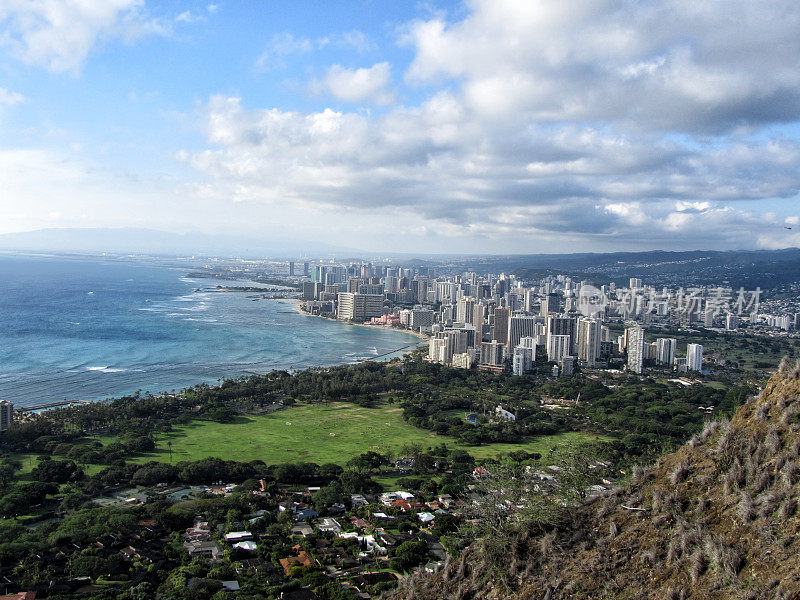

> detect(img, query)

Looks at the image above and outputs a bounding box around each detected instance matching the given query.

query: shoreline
[13,305,426,412]
[279,298,429,354]
[5,262,426,410]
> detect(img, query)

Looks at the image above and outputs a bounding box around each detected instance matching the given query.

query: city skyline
[2,1,800,254]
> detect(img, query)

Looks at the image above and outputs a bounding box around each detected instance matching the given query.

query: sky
[1,0,800,255]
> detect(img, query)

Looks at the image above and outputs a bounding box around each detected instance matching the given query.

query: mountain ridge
[389,362,800,599]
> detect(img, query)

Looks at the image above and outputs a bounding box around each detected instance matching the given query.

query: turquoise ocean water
[0,254,421,408]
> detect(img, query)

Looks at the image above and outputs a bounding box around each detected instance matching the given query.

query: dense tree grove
[2,351,755,473]
[0,352,757,598]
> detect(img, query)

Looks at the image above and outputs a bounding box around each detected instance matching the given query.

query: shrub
[737,491,754,523]
[670,462,690,486]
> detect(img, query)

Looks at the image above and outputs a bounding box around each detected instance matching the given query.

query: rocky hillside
[389,359,800,599]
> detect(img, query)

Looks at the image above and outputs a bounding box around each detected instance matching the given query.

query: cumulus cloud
[599,200,796,249]
[183,0,800,252]
[403,0,800,132]
[0,0,170,73]
[312,62,395,105]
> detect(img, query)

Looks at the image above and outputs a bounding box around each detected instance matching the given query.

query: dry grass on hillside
[388,358,800,600]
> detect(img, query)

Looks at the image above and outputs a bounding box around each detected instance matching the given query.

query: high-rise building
[325,266,347,285]
[546,334,571,362]
[337,293,383,322]
[600,340,616,359]
[311,265,326,283]
[428,336,451,364]
[656,338,677,366]
[429,330,469,365]
[492,308,510,346]
[456,297,476,325]
[0,401,13,432]
[559,356,575,376]
[384,276,399,293]
[446,323,478,349]
[289,261,295,276]
[472,304,485,337]
[687,343,704,372]
[576,317,602,367]
[540,293,561,317]
[512,347,533,376]
[547,315,576,353]
[436,282,456,304]
[480,341,505,367]
[358,284,384,295]
[629,278,643,289]
[411,278,429,303]
[726,314,739,330]
[627,325,645,374]
[301,281,317,300]
[400,309,435,330]
[347,277,363,293]
[703,304,715,327]
[524,289,537,313]
[303,262,310,277]
[507,315,539,351]
[452,352,474,370]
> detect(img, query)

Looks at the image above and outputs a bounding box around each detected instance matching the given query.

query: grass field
[134,402,604,466]
[11,453,106,480]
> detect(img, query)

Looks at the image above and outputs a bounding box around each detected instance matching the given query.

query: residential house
[279,547,318,576]
[183,540,223,561]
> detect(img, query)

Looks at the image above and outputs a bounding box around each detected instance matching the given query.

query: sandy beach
[278,298,429,352]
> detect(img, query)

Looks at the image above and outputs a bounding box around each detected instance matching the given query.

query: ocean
[0,254,422,408]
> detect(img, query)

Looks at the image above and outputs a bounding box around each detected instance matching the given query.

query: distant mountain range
[1,229,798,289]
[395,248,800,289]
[509,248,800,289]
[0,228,360,259]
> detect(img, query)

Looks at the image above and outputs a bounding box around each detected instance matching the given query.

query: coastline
[2,255,431,409]
[278,298,429,355]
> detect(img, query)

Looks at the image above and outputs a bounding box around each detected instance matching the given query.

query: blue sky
[1,0,800,254]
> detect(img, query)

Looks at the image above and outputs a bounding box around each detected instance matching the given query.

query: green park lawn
[12,453,105,480]
[135,401,603,466]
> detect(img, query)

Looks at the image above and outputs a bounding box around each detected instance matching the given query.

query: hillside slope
[390,360,800,599]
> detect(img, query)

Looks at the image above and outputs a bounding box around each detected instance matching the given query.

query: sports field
[137,402,603,465]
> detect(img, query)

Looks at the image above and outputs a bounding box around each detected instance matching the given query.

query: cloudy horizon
[1,0,799,254]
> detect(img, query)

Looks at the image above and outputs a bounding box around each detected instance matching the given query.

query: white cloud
[175,10,204,23]
[335,30,376,53]
[403,0,800,132]
[255,30,376,73]
[0,88,25,106]
[180,1,800,252]
[601,198,791,249]
[182,92,800,250]
[314,62,395,105]
[0,0,169,73]
[254,32,314,72]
